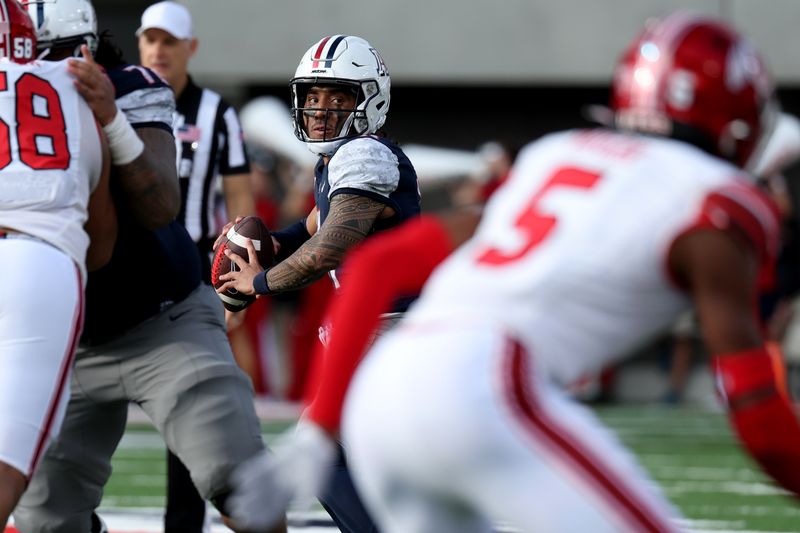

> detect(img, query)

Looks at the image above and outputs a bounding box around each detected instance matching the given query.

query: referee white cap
[137,1,193,40]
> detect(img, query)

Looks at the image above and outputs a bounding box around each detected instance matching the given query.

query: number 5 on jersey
[477,167,602,266]
[0,71,70,170]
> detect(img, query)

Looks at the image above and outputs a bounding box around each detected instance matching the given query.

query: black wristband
[252,269,272,295]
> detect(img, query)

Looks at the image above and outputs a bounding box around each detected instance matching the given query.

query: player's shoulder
[109,64,175,128]
[107,64,171,98]
[332,135,396,164]
[2,57,69,76]
[327,136,402,189]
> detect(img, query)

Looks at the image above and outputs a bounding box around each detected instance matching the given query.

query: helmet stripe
[311,35,332,69]
[322,35,347,67]
[36,2,44,29]
[311,34,348,69]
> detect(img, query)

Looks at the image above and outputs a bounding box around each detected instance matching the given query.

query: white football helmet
[24,0,97,55]
[290,35,391,156]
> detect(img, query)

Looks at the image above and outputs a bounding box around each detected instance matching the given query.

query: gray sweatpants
[14,284,264,532]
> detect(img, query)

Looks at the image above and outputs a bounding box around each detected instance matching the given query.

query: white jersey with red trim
[407,129,780,386]
[0,58,102,281]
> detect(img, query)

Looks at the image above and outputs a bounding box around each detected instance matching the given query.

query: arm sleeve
[713,346,800,497]
[272,219,311,262]
[695,184,781,262]
[107,65,175,134]
[118,87,175,130]
[109,66,175,132]
[669,181,782,292]
[304,215,455,433]
[327,137,400,202]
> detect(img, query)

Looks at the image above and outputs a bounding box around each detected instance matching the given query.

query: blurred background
[95,0,800,149]
[98,0,800,405]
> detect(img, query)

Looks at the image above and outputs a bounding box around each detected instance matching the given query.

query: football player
[0,0,115,526]
[13,1,277,532]
[230,12,800,533]
[216,35,420,533]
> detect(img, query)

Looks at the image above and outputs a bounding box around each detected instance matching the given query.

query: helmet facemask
[290,78,380,156]
[290,35,391,156]
[23,0,98,57]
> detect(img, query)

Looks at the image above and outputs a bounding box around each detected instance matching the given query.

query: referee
[136,3,256,532]
[138,1,255,281]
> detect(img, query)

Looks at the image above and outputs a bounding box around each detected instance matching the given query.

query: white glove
[228,420,338,531]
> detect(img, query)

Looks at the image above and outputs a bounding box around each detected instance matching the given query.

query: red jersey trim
[665,180,781,291]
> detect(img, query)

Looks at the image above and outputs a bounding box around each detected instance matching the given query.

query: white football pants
[342,321,684,533]
[0,237,82,477]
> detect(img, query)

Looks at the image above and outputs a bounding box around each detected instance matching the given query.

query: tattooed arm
[67,46,180,229]
[267,194,386,291]
[112,127,180,229]
[217,193,387,296]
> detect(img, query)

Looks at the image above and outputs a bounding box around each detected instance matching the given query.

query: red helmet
[610,12,776,169]
[0,0,36,63]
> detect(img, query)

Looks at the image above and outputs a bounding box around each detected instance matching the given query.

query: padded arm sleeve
[713,346,800,497]
[271,219,311,262]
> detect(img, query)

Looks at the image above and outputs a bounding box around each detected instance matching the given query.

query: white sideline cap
[136,1,193,40]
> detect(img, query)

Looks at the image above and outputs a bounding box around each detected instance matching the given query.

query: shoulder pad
[699,181,781,262]
[328,137,400,197]
[107,64,171,99]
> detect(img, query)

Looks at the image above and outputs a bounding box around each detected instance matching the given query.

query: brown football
[211,216,275,312]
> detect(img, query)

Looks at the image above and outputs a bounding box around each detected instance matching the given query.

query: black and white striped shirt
[174,77,249,251]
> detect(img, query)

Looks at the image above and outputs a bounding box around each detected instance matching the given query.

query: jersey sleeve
[697,183,781,262]
[673,181,782,291]
[218,104,250,176]
[326,137,400,202]
[108,65,175,132]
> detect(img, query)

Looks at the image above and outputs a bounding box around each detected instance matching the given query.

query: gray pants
[14,284,264,532]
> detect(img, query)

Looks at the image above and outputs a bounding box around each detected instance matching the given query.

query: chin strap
[713,345,800,497]
[305,139,343,157]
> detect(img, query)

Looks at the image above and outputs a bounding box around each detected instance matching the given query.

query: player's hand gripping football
[213,217,243,252]
[228,421,338,531]
[215,217,281,297]
[213,216,281,255]
[215,236,263,297]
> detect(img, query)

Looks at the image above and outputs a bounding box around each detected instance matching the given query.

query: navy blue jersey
[313,135,420,311]
[81,65,202,344]
[314,135,420,233]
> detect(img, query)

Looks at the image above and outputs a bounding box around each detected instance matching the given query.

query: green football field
[101,405,800,532]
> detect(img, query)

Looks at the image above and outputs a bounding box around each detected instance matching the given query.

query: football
[211,216,275,312]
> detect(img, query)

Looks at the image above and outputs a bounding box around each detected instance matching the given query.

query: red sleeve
[669,182,781,291]
[713,346,800,497]
[304,215,455,434]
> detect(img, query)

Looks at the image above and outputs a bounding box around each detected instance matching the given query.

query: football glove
[228,420,338,530]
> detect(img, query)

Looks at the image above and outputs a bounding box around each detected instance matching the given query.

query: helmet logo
[369,47,388,76]
[667,70,695,111]
[726,40,767,96]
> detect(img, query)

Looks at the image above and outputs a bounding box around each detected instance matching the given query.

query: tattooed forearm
[113,128,180,229]
[267,194,386,292]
